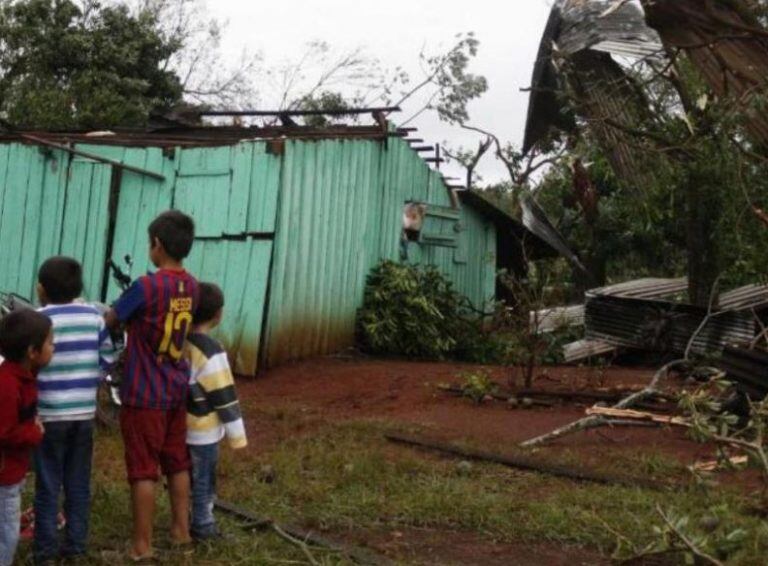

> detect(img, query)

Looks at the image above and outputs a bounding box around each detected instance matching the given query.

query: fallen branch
[386,432,672,490]
[585,407,690,427]
[656,505,725,566]
[272,523,321,566]
[691,455,749,473]
[214,500,390,566]
[520,360,687,448]
[439,384,673,411]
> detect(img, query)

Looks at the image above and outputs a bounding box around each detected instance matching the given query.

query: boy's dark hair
[38,256,83,303]
[148,210,195,261]
[194,283,224,325]
[0,310,52,362]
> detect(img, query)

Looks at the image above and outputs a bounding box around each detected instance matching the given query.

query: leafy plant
[460,371,497,404]
[356,261,498,361]
[680,379,768,479]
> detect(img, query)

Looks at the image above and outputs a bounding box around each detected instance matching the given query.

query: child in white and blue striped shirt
[33,257,115,564]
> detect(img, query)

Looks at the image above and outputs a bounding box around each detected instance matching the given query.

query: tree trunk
[686,174,721,307]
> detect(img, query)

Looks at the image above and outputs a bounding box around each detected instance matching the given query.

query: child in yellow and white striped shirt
[185,283,247,541]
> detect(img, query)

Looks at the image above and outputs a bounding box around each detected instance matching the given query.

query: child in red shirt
[0,309,54,566]
[105,210,198,561]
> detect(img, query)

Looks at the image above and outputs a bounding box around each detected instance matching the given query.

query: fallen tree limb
[520,360,687,448]
[386,432,672,490]
[214,500,390,566]
[438,384,671,411]
[585,407,690,427]
[691,455,749,473]
[656,505,725,566]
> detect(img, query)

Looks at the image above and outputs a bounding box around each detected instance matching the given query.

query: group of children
[0,210,247,565]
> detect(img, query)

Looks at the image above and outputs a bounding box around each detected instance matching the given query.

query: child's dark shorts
[120,405,190,483]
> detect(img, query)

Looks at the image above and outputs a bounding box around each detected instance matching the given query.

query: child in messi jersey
[105,210,199,562]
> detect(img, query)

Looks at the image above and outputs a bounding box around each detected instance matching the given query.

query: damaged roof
[523,0,662,154]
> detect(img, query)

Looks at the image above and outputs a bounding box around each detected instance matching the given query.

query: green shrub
[357,261,494,361]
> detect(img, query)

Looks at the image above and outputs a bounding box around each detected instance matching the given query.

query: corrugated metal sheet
[558,0,663,59]
[532,305,586,334]
[1,136,500,375]
[265,137,498,367]
[718,284,768,312]
[642,0,768,147]
[585,294,755,355]
[0,143,112,301]
[563,339,616,363]
[186,238,272,376]
[104,141,281,375]
[590,277,688,299]
[720,346,768,397]
[265,139,381,365]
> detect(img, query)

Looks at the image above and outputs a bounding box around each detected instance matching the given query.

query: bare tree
[128,0,262,109]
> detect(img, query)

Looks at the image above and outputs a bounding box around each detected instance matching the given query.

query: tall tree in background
[0,0,184,128]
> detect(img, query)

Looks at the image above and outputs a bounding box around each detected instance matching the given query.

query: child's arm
[197,353,247,450]
[105,279,146,329]
[0,382,43,448]
[97,317,117,373]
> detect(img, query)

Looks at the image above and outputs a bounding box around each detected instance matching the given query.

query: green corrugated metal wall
[0,136,497,374]
[264,137,497,367]
[0,144,112,301]
[103,142,280,375]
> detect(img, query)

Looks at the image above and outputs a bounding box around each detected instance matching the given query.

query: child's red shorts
[119,405,190,483]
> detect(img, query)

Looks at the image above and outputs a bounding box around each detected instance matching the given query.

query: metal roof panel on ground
[585,294,755,356]
[533,277,687,335]
[718,284,768,312]
[588,277,688,299]
[563,338,617,363]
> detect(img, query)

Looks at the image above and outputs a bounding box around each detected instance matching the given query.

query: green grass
[15,414,768,565]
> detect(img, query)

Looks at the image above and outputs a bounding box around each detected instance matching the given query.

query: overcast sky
[208,1,553,185]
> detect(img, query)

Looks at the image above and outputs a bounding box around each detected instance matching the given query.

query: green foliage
[296,90,355,127]
[356,261,501,362]
[680,379,768,476]
[460,371,497,403]
[0,0,183,129]
[638,506,748,564]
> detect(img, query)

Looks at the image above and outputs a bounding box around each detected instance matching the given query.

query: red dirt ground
[234,357,732,565]
[238,357,712,467]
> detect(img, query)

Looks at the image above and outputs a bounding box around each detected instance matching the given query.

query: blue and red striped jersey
[113,269,199,410]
